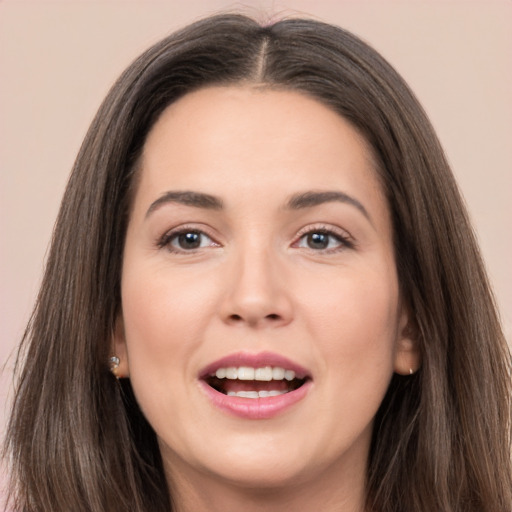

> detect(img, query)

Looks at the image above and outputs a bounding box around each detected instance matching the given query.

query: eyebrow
[145,189,371,223]
[145,190,223,218]
[286,190,372,223]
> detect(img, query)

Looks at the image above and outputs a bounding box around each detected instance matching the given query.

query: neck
[165,450,368,512]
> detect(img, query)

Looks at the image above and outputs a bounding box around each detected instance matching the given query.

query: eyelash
[293,225,355,253]
[157,224,354,254]
[157,225,219,254]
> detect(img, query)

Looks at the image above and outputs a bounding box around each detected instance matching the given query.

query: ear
[393,305,421,375]
[111,314,130,378]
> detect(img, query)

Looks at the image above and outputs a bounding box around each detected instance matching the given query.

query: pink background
[1,0,511,504]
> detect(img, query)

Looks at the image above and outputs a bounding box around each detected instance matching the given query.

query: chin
[205,457,309,490]
[161,431,314,490]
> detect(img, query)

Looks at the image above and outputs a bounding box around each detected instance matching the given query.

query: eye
[159,229,219,253]
[294,228,353,252]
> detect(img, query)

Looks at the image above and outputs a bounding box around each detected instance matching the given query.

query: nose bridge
[221,235,292,327]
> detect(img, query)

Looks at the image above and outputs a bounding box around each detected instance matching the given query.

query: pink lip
[199,380,312,419]
[198,351,312,420]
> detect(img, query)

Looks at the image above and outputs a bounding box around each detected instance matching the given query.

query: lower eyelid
[157,225,353,252]
[296,234,350,250]
[171,232,213,249]
[157,227,218,250]
[292,226,354,249]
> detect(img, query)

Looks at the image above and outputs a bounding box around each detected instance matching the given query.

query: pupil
[308,232,328,249]
[178,232,201,249]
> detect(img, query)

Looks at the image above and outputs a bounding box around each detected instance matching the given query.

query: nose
[219,245,294,329]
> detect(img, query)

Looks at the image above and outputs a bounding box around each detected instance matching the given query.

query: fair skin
[114,86,419,512]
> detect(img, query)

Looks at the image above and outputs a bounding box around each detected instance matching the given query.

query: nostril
[227,312,281,324]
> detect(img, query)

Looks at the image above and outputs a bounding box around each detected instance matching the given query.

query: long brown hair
[4,14,511,512]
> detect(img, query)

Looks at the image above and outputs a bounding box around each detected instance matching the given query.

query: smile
[199,352,312,419]
[206,366,305,398]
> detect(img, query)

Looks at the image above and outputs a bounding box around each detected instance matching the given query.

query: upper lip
[199,351,311,380]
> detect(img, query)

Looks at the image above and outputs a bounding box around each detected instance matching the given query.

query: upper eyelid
[157,224,221,248]
[161,223,218,237]
[293,223,353,241]
[291,224,356,251]
[156,222,354,248]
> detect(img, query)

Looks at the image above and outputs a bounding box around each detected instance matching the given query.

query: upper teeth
[213,366,296,381]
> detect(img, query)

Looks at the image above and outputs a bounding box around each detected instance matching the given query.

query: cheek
[299,263,400,378]
[300,269,399,442]
[120,263,218,389]
[118,267,216,437]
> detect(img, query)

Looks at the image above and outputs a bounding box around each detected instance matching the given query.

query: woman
[3,13,511,512]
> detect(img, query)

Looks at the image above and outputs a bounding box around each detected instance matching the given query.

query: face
[114,86,418,493]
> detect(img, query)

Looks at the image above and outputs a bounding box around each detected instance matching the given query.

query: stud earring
[409,368,414,375]
[109,355,121,378]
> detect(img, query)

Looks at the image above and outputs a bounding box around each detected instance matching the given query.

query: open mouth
[203,366,310,399]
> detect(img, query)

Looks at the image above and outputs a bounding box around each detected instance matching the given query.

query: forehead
[143,85,375,166]
[135,86,386,217]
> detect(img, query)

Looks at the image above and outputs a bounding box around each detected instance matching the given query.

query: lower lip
[199,380,312,420]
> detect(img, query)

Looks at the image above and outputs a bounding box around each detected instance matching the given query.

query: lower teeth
[227,390,288,398]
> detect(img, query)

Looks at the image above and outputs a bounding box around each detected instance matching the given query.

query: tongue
[222,380,290,393]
